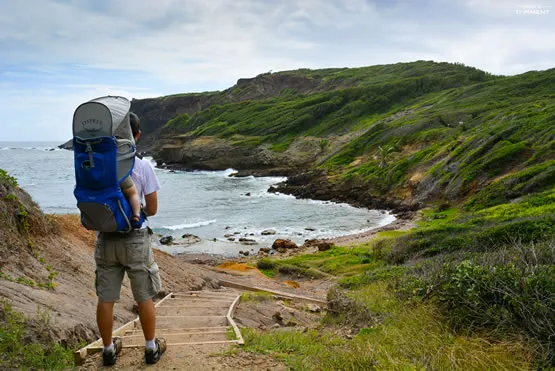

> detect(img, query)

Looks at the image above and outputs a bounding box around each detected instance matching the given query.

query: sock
[103,342,115,353]
[145,339,156,350]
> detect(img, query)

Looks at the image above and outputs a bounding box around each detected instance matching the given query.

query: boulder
[303,239,333,251]
[159,236,174,245]
[239,238,258,245]
[307,304,322,313]
[259,247,271,253]
[272,239,298,250]
[261,229,277,235]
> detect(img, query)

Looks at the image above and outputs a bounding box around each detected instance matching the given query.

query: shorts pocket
[147,262,161,296]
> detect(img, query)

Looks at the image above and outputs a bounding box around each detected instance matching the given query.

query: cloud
[0,0,554,140]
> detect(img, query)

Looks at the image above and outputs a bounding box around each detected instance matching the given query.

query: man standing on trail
[95,112,167,366]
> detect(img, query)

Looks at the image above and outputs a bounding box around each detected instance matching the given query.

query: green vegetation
[244,282,532,370]
[0,301,73,369]
[160,62,554,208]
[0,168,18,186]
[244,188,554,368]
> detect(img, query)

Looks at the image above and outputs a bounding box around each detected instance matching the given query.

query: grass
[243,282,533,370]
[245,189,554,367]
[0,301,74,369]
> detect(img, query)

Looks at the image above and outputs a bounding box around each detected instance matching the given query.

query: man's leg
[137,299,156,341]
[97,300,115,346]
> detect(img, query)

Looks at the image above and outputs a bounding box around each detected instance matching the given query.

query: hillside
[127,61,554,367]
[0,170,216,368]
[132,61,553,212]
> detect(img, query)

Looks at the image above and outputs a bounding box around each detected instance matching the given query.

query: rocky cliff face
[156,136,314,176]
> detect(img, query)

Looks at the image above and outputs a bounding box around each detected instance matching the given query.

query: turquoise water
[0,142,394,255]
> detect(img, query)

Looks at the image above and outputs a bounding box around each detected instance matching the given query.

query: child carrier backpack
[72,96,145,233]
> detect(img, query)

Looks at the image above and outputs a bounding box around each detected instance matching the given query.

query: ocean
[0,142,394,256]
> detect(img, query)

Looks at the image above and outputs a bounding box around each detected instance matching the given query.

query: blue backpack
[72,96,145,233]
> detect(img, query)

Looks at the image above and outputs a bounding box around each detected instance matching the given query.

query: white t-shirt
[131,157,161,226]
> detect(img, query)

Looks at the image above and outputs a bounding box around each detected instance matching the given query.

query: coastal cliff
[131,61,554,214]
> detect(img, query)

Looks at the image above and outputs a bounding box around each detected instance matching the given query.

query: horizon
[1,0,554,141]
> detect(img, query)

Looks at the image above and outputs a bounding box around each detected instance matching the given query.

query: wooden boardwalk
[75,290,243,365]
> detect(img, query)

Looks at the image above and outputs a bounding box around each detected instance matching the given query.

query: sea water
[0,142,395,256]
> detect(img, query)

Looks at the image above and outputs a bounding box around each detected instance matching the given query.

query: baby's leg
[120,177,141,220]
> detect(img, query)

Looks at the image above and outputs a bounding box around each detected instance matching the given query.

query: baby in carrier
[120,175,141,225]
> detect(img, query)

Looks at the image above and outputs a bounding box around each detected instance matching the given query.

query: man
[95,112,166,366]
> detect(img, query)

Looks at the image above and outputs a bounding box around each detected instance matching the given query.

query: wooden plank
[87,340,238,351]
[226,295,244,345]
[156,315,227,319]
[122,330,227,338]
[219,280,327,306]
[156,305,231,309]
[126,326,230,334]
[155,292,174,308]
[172,291,238,297]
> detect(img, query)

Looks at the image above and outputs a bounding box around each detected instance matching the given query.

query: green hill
[131,61,554,367]
[140,61,553,208]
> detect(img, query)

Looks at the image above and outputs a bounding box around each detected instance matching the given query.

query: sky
[0,0,554,141]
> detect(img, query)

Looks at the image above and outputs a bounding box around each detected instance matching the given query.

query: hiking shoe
[102,337,122,366]
[145,338,167,364]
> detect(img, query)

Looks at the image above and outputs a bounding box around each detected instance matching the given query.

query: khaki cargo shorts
[95,229,161,303]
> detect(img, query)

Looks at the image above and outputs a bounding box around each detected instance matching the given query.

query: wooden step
[122,332,230,346]
[156,306,229,316]
[171,292,239,299]
[137,316,228,329]
[87,340,238,351]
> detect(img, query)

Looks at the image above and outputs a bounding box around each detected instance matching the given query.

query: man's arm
[144,191,158,217]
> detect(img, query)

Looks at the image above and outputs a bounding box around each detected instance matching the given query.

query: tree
[376,144,396,168]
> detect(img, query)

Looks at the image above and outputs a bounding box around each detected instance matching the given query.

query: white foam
[143,156,157,168]
[162,219,217,230]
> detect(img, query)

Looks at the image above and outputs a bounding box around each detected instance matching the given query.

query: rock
[304,227,316,231]
[307,304,322,313]
[239,237,257,245]
[159,236,174,245]
[272,312,283,322]
[317,243,332,252]
[242,251,249,256]
[224,234,233,238]
[303,239,333,251]
[227,238,235,242]
[261,229,276,235]
[225,226,231,230]
[239,250,244,255]
[272,239,298,250]
[267,186,278,193]
[245,192,251,196]
[259,247,271,253]
[271,323,281,329]
[234,232,241,235]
